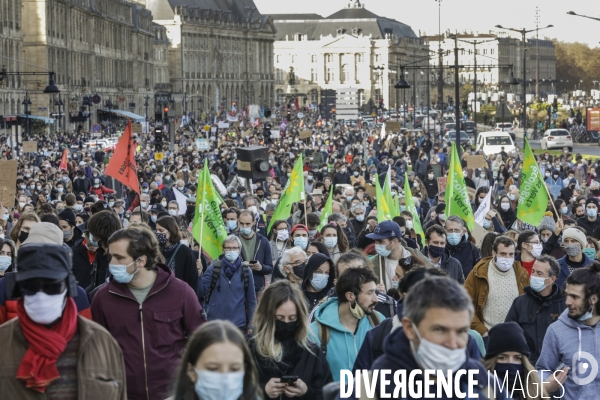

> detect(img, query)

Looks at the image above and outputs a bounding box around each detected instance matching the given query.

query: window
[358,89,365,106]
[311,55,317,63]
[311,68,318,82]
[326,54,333,63]
[341,64,350,82]
[327,68,334,82]
[357,53,364,62]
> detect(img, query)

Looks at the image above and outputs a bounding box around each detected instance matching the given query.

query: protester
[155,215,198,289]
[300,253,335,312]
[422,224,465,283]
[91,226,204,400]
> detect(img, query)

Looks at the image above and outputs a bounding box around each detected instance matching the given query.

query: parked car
[443,123,457,134]
[464,121,477,136]
[476,131,516,156]
[444,130,472,147]
[494,122,516,141]
[540,129,573,151]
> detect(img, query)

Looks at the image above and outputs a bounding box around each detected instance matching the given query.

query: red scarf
[16,297,78,392]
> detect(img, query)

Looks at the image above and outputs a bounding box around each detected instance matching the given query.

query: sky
[254,0,600,48]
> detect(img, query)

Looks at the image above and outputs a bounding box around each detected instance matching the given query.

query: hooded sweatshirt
[536,309,600,399]
[309,297,385,382]
[301,253,335,312]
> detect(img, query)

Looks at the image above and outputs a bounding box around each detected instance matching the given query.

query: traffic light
[378,99,384,109]
[154,127,163,152]
[553,98,558,113]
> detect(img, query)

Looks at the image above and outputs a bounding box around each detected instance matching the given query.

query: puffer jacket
[446,235,482,278]
[505,285,566,364]
[464,256,530,335]
[0,315,127,400]
[421,247,465,284]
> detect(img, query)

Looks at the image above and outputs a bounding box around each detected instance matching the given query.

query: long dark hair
[173,320,262,400]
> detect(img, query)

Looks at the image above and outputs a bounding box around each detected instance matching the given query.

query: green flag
[444,142,475,231]
[192,160,228,260]
[517,138,549,226]
[319,188,333,229]
[376,175,391,222]
[404,172,425,246]
[383,166,398,218]
[268,154,305,232]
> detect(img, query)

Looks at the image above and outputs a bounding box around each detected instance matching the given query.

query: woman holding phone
[250,280,332,399]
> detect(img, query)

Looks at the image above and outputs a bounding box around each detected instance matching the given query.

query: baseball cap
[366,220,402,240]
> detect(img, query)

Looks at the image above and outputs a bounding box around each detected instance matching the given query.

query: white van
[476,131,516,156]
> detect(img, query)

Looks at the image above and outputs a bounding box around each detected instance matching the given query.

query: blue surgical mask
[151,215,157,223]
[588,208,598,218]
[88,233,99,247]
[483,219,492,229]
[226,220,237,231]
[356,214,365,222]
[240,227,253,236]
[294,236,308,249]
[311,273,329,291]
[194,370,244,400]
[375,242,394,258]
[400,206,406,212]
[225,251,239,262]
[63,229,72,240]
[392,280,399,289]
[109,260,139,284]
[508,194,516,201]
[561,206,569,214]
[579,308,594,322]
[324,237,338,249]
[529,275,549,292]
[447,232,462,246]
[0,255,11,271]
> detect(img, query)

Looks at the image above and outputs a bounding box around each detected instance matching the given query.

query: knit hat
[563,227,587,248]
[586,197,599,208]
[84,196,95,204]
[22,222,63,246]
[485,322,530,359]
[537,212,556,233]
[58,208,76,227]
[435,203,446,214]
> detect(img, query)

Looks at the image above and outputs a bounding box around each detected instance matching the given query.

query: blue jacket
[309,297,384,382]
[556,253,591,288]
[234,232,273,293]
[536,309,600,399]
[446,236,482,278]
[197,257,257,330]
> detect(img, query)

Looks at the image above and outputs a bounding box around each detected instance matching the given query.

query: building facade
[271,1,430,113]
[143,0,276,117]
[22,0,155,129]
[0,0,26,119]
[424,31,556,106]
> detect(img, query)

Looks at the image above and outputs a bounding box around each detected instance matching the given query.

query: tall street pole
[436,0,444,112]
[454,34,461,157]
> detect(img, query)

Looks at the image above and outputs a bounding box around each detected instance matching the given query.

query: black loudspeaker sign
[236,146,270,180]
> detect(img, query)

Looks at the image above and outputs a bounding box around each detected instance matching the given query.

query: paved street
[528,140,600,156]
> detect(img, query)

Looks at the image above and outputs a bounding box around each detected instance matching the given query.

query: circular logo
[572,351,599,386]
[298,112,304,118]
[92,124,101,133]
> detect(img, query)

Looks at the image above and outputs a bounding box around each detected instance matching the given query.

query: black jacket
[301,253,335,312]
[72,242,95,290]
[65,226,84,248]
[576,215,600,236]
[72,176,91,194]
[250,339,332,400]
[505,285,567,364]
[422,247,465,284]
[446,236,482,278]
[161,242,199,291]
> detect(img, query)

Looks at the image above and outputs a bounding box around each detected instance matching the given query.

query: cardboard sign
[131,123,142,134]
[466,155,487,170]
[242,129,253,138]
[0,159,17,205]
[385,121,401,132]
[22,141,37,153]
[217,122,229,129]
[234,121,240,128]
[299,130,313,139]
[365,184,377,198]
[154,152,164,161]
[196,139,210,150]
[437,177,447,193]
[270,130,280,139]
[472,223,489,246]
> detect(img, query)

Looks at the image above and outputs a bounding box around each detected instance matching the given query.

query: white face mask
[248,206,258,215]
[530,243,543,258]
[24,289,67,325]
[495,257,514,272]
[500,203,510,211]
[410,322,466,372]
[405,220,413,230]
[194,370,244,400]
[277,229,289,241]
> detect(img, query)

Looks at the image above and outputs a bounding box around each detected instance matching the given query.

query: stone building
[22,0,155,130]
[271,0,429,112]
[142,0,276,116]
[0,0,26,122]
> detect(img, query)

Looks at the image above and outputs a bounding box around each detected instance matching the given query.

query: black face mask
[292,262,306,279]
[19,231,29,244]
[274,319,298,342]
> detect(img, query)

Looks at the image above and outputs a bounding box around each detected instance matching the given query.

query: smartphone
[556,362,566,371]
[250,260,258,264]
[280,375,298,385]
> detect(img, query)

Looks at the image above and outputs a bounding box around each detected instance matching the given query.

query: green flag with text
[444,142,475,231]
[268,154,305,232]
[517,138,549,226]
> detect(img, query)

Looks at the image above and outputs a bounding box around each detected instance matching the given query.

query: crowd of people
[0,108,599,400]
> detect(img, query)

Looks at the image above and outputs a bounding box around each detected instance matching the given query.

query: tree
[554,40,600,93]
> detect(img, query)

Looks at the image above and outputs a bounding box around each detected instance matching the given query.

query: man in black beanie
[58,208,83,248]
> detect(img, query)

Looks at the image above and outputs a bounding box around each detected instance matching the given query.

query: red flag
[59,148,68,170]
[104,121,140,194]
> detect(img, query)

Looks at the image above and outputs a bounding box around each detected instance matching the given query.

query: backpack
[204,259,250,305]
[371,318,394,360]
[317,312,380,356]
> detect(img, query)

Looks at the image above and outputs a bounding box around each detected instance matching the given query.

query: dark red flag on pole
[104,120,140,194]
[59,148,68,171]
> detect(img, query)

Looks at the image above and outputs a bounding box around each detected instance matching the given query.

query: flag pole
[304,196,308,227]
[542,180,559,217]
[378,256,384,290]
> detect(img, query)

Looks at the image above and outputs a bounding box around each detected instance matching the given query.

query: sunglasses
[20,279,67,296]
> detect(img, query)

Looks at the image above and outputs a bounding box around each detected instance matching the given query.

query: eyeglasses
[223,247,240,252]
[20,279,67,296]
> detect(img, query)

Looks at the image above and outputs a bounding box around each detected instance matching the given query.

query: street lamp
[55,96,64,132]
[144,97,149,122]
[567,11,600,22]
[22,95,32,138]
[495,24,553,138]
[106,99,113,132]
